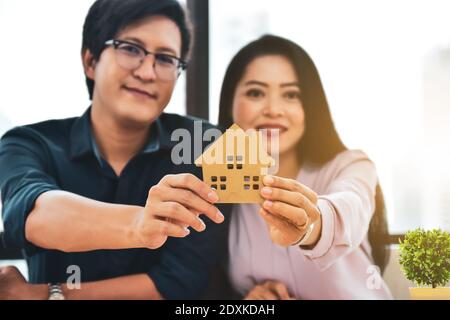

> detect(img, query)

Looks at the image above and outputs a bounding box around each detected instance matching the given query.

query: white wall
[0,0,186,133]
[210,0,450,234]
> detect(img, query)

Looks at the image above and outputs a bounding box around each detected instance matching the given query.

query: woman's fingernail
[184,227,190,235]
[264,200,273,208]
[198,218,206,230]
[216,211,225,223]
[264,175,274,185]
[262,187,272,195]
[208,191,219,202]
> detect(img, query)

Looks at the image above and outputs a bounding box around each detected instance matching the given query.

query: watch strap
[48,283,65,300]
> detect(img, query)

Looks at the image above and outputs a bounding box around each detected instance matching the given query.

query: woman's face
[232,55,305,156]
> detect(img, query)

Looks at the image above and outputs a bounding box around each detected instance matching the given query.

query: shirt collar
[69,107,93,160]
[69,107,176,161]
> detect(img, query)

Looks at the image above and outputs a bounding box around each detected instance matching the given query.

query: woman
[219,35,393,299]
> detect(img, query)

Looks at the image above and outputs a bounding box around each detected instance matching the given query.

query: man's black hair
[82,0,192,100]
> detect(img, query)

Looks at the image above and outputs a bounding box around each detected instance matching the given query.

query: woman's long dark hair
[218,35,390,273]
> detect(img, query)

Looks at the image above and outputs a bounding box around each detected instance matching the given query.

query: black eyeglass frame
[104,39,188,72]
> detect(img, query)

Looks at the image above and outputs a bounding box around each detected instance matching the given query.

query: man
[0,0,229,300]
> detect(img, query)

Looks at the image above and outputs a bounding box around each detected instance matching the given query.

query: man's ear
[82,48,97,80]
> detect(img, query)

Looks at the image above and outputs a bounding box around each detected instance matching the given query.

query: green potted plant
[399,228,450,300]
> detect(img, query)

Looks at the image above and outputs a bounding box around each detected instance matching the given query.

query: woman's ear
[82,48,97,80]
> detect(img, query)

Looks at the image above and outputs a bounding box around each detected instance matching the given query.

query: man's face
[90,15,182,127]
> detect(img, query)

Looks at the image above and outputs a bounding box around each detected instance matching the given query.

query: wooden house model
[195,124,275,203]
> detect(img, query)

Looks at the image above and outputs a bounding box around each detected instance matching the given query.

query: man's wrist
[28,284,50,300]
[127,206,146,249]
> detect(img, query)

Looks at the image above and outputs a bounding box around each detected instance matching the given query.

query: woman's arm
[258,155,377,271]
[298,159,377,270]
[243,280,294,300]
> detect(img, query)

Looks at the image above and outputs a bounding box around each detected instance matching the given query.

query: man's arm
[62,274,164,300]
[0,129,222,252]
[25,190,143,252]
[0,266,163,300]
[25,174,223,252]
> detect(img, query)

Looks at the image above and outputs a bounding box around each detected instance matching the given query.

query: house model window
[195,124,275,203]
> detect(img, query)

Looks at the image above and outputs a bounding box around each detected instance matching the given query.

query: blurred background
[1,0,450,298]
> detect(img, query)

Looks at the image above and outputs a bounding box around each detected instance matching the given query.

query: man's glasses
[104,39,188,81]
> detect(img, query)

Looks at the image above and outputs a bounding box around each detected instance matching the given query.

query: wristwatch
[48,283,65,300]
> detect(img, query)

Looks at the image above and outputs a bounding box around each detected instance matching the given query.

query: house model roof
[195,124,275,203]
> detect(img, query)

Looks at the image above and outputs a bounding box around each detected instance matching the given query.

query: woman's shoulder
[324,149,376,179]
[302,149,375,186]
[331,149,372,167]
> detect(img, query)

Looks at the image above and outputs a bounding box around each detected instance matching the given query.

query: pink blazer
[228,149,393,299]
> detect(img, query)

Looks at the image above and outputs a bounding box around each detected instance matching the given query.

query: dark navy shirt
[0,107,230,299]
